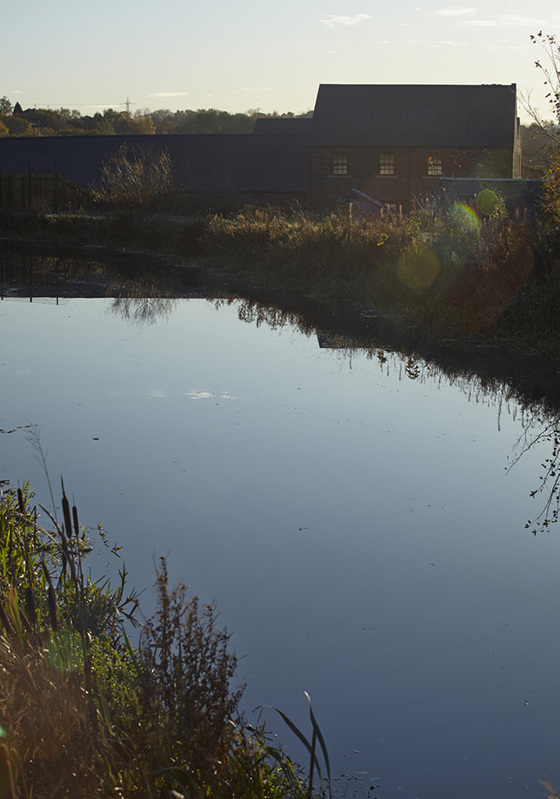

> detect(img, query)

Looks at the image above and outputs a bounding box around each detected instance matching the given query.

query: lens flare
[398,246,441,290]
[451,203,480,231]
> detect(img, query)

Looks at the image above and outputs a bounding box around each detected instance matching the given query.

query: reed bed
[205,206,545,341]
[3,200,560,353]
[0,481,318,799]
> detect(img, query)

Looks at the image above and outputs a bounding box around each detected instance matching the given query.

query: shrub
[93,143,175,210]
[0,482,309,798]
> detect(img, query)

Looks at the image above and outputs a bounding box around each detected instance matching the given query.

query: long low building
[0,132,309,209]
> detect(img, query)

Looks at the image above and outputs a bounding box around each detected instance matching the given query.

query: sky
[2,0,560,123]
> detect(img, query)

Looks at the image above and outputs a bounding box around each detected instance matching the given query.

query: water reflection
[0,244,199,304]
[111,295,176,325]
[212,296,560,539]
[5,249,560,797]
[3,244,560,540]
[508,412,560,535]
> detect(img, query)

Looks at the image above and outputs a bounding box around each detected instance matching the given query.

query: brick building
[0,83,524,212]
[306,84,522,211]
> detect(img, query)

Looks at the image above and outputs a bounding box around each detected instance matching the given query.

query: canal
[1,252,560,798]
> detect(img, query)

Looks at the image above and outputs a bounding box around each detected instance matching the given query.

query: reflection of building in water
[317,332,362,350]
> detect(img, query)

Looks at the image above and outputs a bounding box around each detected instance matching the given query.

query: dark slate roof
[308,84,517,148]
[253,117,313,136]
[0,133,308,193]
[175,134,308,192]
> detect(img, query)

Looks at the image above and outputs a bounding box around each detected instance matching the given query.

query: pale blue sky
[3,0,559,121]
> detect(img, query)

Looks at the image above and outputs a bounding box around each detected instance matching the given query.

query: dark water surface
[2,258,560,798]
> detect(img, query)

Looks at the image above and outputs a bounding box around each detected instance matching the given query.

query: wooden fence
[0,173,89,212]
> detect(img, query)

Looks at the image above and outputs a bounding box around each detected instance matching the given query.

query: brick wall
[308,146,515,210]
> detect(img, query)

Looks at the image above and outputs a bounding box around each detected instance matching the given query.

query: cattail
[47,583,58,632]
[25,585,36,629]
[62,493,72,540]
[72,504,80,538]
[42,563,58,631]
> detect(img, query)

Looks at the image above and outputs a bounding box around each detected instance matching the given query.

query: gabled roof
[253,117,313,136]
[0,133,309,193]
[308,84,517,148]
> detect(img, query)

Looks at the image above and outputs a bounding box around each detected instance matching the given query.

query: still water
[2,280,560,798]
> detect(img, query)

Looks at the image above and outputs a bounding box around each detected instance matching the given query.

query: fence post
[27,160,32,209]
[54,159,59,214]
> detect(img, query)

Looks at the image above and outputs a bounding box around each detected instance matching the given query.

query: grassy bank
[0,481,318,799]
[2,203,560,358]
[203,206,560,351]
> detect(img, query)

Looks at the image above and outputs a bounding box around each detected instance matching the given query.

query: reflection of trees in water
[110,294,176,324]
[101,265,181,324]
[1,248,190,317]
[507,413,560,535]
[215,296,530,400]
[219,294,560,536]
[8,254,560,533]
[214,296,317,335]
[0,251,108,296]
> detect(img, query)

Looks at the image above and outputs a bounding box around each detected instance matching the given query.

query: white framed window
[427,154,443,176]
[332,152,348,176]
[379,153,395,175]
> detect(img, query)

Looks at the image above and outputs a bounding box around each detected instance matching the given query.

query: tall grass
[3,198,559,353]
[205,205,554,345]
[0,482,316,799]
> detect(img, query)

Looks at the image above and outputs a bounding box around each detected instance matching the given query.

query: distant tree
[171,110,196,134]
[151,108,174,123]
[132,110,156,134]
[0,100,312,137]
[3,115,32,135]
[22,107,71,132]
[100,108,154,135]
[57,107,82,122]
[154,118,178,134]
[88,113,115,135]
[0,118,9,136]
[102,108,129,132]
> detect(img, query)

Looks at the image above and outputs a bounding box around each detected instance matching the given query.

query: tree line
[0,96,311,138]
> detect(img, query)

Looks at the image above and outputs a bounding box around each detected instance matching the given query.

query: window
[331,152,348,176]
[379,153,395,175]
[427,154,443,176]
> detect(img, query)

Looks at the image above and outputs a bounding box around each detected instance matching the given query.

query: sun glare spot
[398,246,441,290]
[452,203,480,231]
